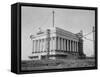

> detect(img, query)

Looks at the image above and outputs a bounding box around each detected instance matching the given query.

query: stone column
[35,40,37,52]
[40,39,42,52]
[54,37,56,51]
[52,37,54,51]
[73,41,75,52]
[66,39,68,51]
[69,40,70,52]
[65,40,67,51]
[71,41,73,52]
[43,39,45,52]
[62,39,64,51]
[52,37,53,51]
[43,38,46,52]
[45,38,47,52]
[36,40,38,52]
[39,40,40,52]
[39,39,41,52]
[67,40,69,51]
[63,39,65,51]
[75,41,76,52]
[41,39,42,52]
[73,41,74,52]
[33,40,35,53]
[64,39,66,51]
[75,42,77,52]
[57,37,59,50]
[61,38,62,50]
[70,40,71,52]
[74,41,75,52]
[59,37,61,50]
[63,39,64,51]
[60,38,61,50]
[32,40,34,53]
[56,37,58,51]
[75,41,77,52]
[37,40,39,52]
[50,38,52,51]
[42,39,44,52]
[61,38,63,51]
[41,39,43,52]
[58,37,60,50]
[71,40,73,52]
[77,42,78,52]
[34,40,36,53]
[37,40,38,52]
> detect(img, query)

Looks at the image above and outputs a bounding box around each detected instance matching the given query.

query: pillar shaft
[56,37,58,50]
[59,38,61,50]
[54,37,56,50]
[58,37,60,50]
[70,40,71,52]
[72,41,74,52]
[75,41,76,52]
[52,37,54,51]
[39,40,40,52]
[34,40,36,52]
[61,38,63,50]
[38,40,39,52]
[43,39,45,52]
[40,39,42,52]
[52,37,53,51]
[41,39,43,52]
[32,40,34,53]
[36,40,37,52]
[64,39,66,51]
[50,38,52,51]
[43,38,46,51]
[76,42,77,52]
[73,41,74,52]
[67,40,69,51]
[77,42,78,52]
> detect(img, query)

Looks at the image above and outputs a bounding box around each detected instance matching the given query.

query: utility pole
[93,26,95,57]
[53,11,55,27]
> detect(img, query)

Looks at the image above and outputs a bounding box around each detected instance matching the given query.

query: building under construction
[29,11,86,60]
[29,27,85,60]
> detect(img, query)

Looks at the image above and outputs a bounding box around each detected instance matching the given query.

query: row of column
[33,39,46,53]
[32,37,78,53]
[57,37,78,52]
[32,37,56,53]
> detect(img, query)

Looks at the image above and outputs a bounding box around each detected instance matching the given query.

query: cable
[83,31,93,37]
[82,30,93,42]
[83,36,93,41]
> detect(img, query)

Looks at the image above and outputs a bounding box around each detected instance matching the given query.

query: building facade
[29,27,85,60]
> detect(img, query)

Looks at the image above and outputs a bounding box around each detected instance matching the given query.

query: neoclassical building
[29,27,85,60]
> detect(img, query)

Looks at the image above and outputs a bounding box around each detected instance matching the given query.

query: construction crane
[46,11,55,59]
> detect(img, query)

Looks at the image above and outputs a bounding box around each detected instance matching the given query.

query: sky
[21,6,95,60]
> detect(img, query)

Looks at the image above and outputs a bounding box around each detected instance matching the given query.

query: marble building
[29,27,85,60]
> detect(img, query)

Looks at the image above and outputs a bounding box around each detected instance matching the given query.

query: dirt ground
[21,58,95,71]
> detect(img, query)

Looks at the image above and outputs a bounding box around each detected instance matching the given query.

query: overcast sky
[21,6,95,60]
